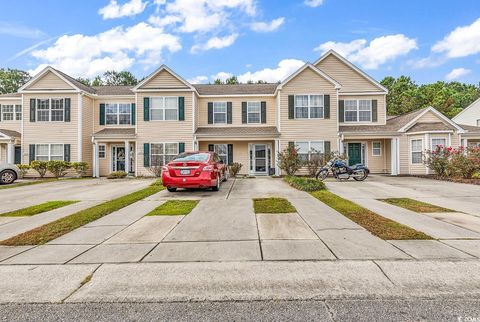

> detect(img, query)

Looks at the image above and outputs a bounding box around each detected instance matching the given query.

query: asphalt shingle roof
[0,93,21,98]
[92,86,134,95]
[195,126,280,137]
[193,83,278,95]
[93,128,136,137]
[0,129,21,138]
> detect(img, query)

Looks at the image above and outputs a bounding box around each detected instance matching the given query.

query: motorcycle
[316,156,370,181]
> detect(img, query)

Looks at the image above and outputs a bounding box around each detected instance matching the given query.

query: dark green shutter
[372,100,378,122]
[208,102,213,124]
[324,141,331,156]
[241,102,247,123]
[143,143,150,167]
[64,98,71,122]
[261,101,267,123]
[29,144,35,163]
[288,95,294,119]
[324,95,330,119]
[208,144,214,152]
[64,144,71,162]
[178,97,185,121]
[339,100,345,122]
[227,144,233,165]
[30,99,36,122]
[131,103,136,125]
[178,142,185,153]
[144,97,150,121]
[227,102,232,124]
[99,104,105,125]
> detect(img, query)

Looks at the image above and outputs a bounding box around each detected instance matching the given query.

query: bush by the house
[30,160,48,178]
[304,152,334,177]
[424,145,452,177]
[71,162,89,177]
[107,171,128,179]
[284,175,326,192]
[228,162,243,177]
[16,164,30,178]
[277,145,302,176]
[425,145,480,179]
[47,161,71,178]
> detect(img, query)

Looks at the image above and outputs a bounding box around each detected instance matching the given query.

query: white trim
[277,63,341,90]
[21,94,24,164]
[18,66,80,93]
[98,144,106,159]
[248,142,273,175]
[77,94,83,161]
[135,88,195,93]
[399,106,465,133]
[338,91,388,96]
[212,101,228,124]
[372,141,382,156]
[246,101,262,124]
[149,142,180,166]
[452,97,480,122]
[133,65,194,91]
[276,91,281,132]
[346,141,367,166]
[409,138,424,165]
[406,130,454,135]
[192,92,196,133]
[149,96,179,121]
[293,94,325,120]
[104,102,133,126]
[35,98,66,122]
[313,50,388,93]
[293,140,326,161]
[0,97,21,100]
[343,99,372,123]
[34,143,65,161]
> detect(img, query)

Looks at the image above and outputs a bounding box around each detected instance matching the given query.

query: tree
[213,79,223,85]
[88,71,138,86]
[225,76,238,84]
[76,77,91,86]
[0,69,31,94]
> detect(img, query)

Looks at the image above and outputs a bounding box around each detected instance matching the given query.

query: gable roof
[314,50,388,93]
[52,68,96,94]
[133,65,194,91]
[407,122,454,132]
[193,83,278,96]
[277,63,341,91]
[398,106,465,133]
[452,97,480,121]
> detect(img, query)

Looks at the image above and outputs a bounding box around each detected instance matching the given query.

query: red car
[162,151,228,192]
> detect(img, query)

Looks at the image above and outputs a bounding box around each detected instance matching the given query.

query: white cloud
[0,22,46,39]
[304,0,324,7]
[188,75,208,83]
[212,71,233,82]
[445,68,471,81]
[236,59,305,83]
[190,34,238,53]
[30,22,181,78]
[432,18,480,58]
[250,17,285,33]
[314,34,418,69]
[99,0,148,19]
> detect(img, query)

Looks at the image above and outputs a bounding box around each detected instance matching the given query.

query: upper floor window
[150,97,178,121]
[37,98,64,122]
[247,102,261,124]
[344,100,372,122]
[213,102,227,124]
[1,105,21,121]
[36,143,64,161]
[411,139,423,164]
[295,95,324,119]
[295,141,324,161]
[106,103,131,125]
[15,105,22,120]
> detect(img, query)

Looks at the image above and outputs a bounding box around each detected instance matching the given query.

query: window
[247,102,261,123]
[411,139,423,164]
[431,138,446,149]
[213,102,227,124]
[295,95,324,119]
[372,141,382,156]
[214,144,228,164]
[150,97,178,121]
[98,144,106,159]
[150,143,178,166]
[1,105,14,121]
[295,141,324,161]
[35,144,64,161]
[105,103,131,125]
[36,98,64,122]
[15,105,22,120]
[344,100,372,122]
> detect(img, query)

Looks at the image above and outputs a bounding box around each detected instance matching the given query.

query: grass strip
[379,198,455,213]
[311,190,432,240]
[0,178,58,190]
[253,197,297,214]
[147,200,199,216]
[0,201,79,217]
[283,176,326,192]
[0,181,164,246]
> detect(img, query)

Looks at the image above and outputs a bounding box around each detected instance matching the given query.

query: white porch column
[93,142,99,178]
[274,139,280,176]
[125,140,130,175]
[7,142,14,164]
[464,138,468,148]
[390,138,399,176]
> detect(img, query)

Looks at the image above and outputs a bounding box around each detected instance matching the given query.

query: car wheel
[0,170,17,185]
[212,176,220,191]
[167,187,177,192]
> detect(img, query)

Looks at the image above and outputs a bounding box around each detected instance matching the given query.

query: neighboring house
[453,98,480,128]
[1,50,480,177]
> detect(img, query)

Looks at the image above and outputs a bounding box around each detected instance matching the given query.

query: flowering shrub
[423,145,451,177]
[425,145,480,179]
[277,145,302,176]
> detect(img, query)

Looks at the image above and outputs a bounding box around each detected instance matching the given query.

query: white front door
[112,145,134,173]
[249,143,272,175]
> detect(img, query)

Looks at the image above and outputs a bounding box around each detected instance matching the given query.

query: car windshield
[173,153,210,162]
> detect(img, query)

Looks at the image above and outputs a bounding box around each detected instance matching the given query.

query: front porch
[0,129,21,164]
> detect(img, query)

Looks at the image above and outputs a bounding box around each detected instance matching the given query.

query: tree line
[1,68,478,118]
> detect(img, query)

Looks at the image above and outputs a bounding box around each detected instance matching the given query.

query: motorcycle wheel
[316,169,328,181]
[353,169,368,181]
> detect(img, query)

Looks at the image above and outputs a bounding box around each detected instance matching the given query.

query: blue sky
[0,0,479,85]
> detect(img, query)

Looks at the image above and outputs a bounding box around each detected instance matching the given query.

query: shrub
[16,164,30,178]
[30,160,48,178]
[424,145,451,177]
[277,145,302,176]
[448,146,479,179]
[107,171,127,179]
[305,152,334,177]
[148,165,163,177]
[472,172,480,179]
[228,162,243,177]
[284,175,326,192]
[71,162,89,177]
[47,161,71,178]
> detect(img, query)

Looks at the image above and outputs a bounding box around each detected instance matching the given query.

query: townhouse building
[1,50,479,177]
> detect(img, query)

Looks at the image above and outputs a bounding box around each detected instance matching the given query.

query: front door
[348,143,362,166]
[250,144,272,175]
[112,146,126,172]
[14,146,21,164]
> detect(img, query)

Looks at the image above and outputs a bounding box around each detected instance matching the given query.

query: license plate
[180,169,190,175]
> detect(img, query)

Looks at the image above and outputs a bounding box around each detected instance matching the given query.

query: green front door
[348,143,362,166]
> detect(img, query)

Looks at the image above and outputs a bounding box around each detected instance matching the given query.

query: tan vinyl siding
[197,96,276,127]
[416,111,447,123]
[339,94,386,125]
[0,99,22,132]
[141,70,190,89]
[82,95,94,175]
[366,139,390,173]
[136,91,194,176]
[0,144,6,163]
[93,98,136,133]
[406,134,426,175]
[27,71,74,90]
[96,142,136,176]
[315,54,381,93]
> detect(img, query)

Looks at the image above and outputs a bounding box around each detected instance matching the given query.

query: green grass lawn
[283,176,326,192]
[253,197,297,214]
[146,200,199,216]
[0,181,165,246]
[311,190,432,240]
[0,201,79,217]
[379,198,455,213]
